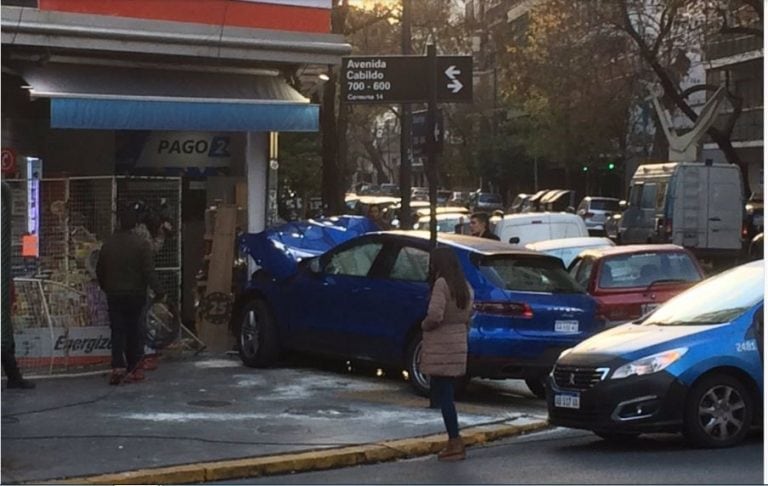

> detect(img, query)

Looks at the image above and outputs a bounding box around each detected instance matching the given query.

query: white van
[493,213,589,246]
[620,162,744,253]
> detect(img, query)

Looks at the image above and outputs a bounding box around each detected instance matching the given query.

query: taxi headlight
[611,348,687,380]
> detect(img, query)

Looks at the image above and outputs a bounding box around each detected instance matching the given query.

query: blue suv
[548,260,764,447]
[235,231,601,397]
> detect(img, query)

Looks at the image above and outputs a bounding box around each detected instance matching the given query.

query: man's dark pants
[107,295,146,371]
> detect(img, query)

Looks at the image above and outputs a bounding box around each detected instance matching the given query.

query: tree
[594,0,762,193]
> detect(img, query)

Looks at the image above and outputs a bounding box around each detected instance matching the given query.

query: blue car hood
[570,322,727,357]
[240,216,379,279]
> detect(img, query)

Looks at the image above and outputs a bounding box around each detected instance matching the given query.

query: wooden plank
[197,204,237,352]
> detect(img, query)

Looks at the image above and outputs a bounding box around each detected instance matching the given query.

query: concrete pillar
[246,132,268,234]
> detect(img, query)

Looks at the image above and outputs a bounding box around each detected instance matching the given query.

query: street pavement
[1,353,548,484]
[221,427,764,484]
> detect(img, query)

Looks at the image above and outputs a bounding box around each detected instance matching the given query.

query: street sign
[341,55,473,104]
[1,148,17,175]
[412,109,443,157]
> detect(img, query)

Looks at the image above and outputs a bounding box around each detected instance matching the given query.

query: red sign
[1,148,17,175]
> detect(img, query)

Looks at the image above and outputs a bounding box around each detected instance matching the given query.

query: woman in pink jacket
[421,247,474,461]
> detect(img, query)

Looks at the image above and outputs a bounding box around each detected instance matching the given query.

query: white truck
[619,161,744,259]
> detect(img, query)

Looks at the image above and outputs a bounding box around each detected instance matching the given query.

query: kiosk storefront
[1,0,350,374]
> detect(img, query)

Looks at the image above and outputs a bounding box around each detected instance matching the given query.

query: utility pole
[426,40,438,247]
[399,0,413,230]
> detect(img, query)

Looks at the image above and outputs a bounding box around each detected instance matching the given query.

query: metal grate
[4,176,182,376]
[553,364,607,391]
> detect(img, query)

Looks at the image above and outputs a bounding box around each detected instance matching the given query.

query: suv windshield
[475,255,584,293]
[642,263,763,326]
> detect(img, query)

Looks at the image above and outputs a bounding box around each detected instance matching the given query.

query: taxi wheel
[406,335,430,397]
[683,373,753,448]
[238,299,280,368]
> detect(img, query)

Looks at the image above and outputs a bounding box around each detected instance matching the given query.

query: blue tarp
[240,216,379,280]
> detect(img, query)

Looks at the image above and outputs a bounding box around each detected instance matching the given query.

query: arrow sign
[447,79,463,93]
[341,55,472,104]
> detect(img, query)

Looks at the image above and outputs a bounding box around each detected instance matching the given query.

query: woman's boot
[437,437,466,461]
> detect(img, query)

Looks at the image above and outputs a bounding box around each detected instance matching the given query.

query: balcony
[705,34,762,68]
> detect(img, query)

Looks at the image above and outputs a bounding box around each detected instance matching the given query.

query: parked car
[387,201,430,228]
[523,189,550,212]
[469,192,504,213]
[379,183,400,197]
[508,193,531,214]
[493,213,589,246]
[540,189,576,213]
[235,231,602,398]
[415,212,471,233]
[437,190,453,205]
[577,197,620,235]
[568,245,705,327]
[526,237,615,268]
[548,260,764,448]
[604,211,624,242]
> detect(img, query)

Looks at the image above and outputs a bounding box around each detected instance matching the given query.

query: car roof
[525,237,615,251]
[577,244,689,258]
[381,230,548,257]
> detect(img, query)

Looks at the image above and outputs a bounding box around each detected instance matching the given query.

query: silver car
[577,197,620,234]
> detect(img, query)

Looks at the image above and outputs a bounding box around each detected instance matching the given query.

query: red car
[568,245,705,327]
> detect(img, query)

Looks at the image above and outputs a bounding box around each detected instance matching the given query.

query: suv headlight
[611,348,687,380]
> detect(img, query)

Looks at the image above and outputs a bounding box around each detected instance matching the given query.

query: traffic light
[582,166,588,172]
[607,162,615,170]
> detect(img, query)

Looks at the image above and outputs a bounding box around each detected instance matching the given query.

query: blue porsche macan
[233,231,602,397]
[547,260,763,447]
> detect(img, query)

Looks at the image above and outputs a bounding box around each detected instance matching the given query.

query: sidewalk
[1,354,549,484]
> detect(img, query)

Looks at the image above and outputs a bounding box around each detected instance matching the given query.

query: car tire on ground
[238,299,280,368]
[593,431,640,442]
[525,375,548,399]
[683,373,754,448]
[406,334,430,397]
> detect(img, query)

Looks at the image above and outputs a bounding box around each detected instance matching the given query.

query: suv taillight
[473,301,533,318]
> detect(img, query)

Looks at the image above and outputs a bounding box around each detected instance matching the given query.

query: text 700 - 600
[347,81,391,91]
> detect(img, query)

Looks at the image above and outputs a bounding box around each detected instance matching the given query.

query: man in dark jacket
[97,209,164,385]
[469,212,500,240]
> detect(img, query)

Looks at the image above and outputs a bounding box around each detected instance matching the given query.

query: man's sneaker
[125,369,145,383]
[7,379,36,389]
[109,368,127,385]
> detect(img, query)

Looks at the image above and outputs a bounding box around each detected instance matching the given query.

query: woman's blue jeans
[430,376,459,438]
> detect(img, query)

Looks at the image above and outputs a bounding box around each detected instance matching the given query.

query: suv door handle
[709,217,721,222]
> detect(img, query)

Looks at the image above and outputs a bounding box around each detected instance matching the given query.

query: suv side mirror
[619,200,628,210]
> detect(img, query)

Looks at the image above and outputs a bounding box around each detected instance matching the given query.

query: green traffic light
[608,163,615,170]
[582,166,588,172]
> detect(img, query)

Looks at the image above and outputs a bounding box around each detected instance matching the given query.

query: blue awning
[20,62,319,132]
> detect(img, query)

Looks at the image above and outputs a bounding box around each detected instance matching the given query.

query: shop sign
[14,326,112,359]
[1,148,17,175]
[136,132,233,168]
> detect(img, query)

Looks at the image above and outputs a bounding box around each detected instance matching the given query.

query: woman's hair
[428,247,470,310]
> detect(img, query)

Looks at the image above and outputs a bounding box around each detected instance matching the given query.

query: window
[571,257,595,288]
[598,251,701,289]
[629,184,643,206]
[655,182,667,209]
[640,183,658,209]
[325,242,383,277]
[589,200,620,211]
[390,246,430,281]
[477,255,583,293]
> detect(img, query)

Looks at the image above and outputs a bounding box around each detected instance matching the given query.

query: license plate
[554,392,580,409]
[642,303,659,315]
[555,320,579,333]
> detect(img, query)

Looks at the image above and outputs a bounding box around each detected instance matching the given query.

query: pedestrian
[367,204,390,230]
[97,209,164,385]
[469,212,500,240]
[421,247,474,461]
[1,182,35,390]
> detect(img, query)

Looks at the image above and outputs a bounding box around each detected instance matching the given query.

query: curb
[49,417,549,484]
